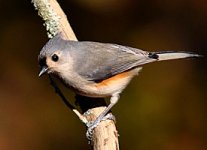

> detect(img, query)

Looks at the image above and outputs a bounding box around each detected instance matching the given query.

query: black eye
[52,54,59,62]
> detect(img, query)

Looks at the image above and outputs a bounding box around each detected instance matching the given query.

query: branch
[32,0,119,149]
[32,0,77,40]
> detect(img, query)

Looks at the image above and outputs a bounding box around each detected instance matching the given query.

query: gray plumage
[39,36,199,83]
[38,35,200,136]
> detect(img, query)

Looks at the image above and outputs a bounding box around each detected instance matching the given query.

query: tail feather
[151,51,201,61]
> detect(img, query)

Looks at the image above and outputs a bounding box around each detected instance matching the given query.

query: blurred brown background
[0,0,206,149]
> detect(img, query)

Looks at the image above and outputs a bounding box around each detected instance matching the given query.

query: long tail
[149,51,201,61]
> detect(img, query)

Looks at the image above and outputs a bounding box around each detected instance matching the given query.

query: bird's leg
[86,93,120,139]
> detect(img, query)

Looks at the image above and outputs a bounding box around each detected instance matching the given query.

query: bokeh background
[0,0,206,149]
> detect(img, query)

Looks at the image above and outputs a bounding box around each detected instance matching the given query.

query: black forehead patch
[38,56,47,67]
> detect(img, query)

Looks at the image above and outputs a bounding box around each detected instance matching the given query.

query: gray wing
[69,41,156,82]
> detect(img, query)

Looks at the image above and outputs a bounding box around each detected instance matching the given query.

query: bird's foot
[86,113,115,140]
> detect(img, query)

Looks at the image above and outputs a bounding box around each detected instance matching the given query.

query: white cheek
[47,53,74,79]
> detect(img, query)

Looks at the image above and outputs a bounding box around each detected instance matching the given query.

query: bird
[38,34,200,137]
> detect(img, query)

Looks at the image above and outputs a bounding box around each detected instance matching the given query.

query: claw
[85,113,116,140]
[102,113,116,122]
[86,120,99,140]
[86,125,95,140]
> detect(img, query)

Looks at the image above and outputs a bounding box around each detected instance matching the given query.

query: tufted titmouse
[38,35,200,134]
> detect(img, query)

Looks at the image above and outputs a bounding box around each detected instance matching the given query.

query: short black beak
[39,66,48,77]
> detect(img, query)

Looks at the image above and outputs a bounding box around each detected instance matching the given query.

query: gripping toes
[86,113,116,140]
